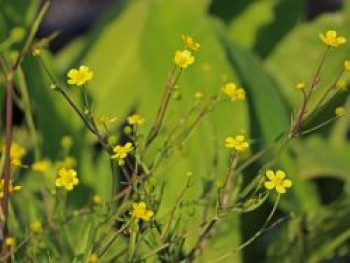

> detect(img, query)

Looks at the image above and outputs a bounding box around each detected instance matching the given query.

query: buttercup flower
[30,221,42,235]
[222,83,246,101]
[174,50,195,68]
[32,46,42,57]
[67,65,93,86]
[295,81,306,90]
[182,34,200,51]
[4,237,15,247]
[55,168,79,191]
[131,201,154,221]
[10,27,25,43]
[336,80,347,91]
[344,60,350,71]
[97,115,118,126]
[31,159,50,173]
[264,170,292,194]
[111,142,133,165]
[335,106,346,117]
[224,135,249,153]
[319,30,346,47]
[93,194,102,205]
[127,114,145,126]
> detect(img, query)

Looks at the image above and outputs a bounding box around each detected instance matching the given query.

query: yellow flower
[60,136,73,150]
[336,80,347,91]
[55,168,79,191]
[335,106,346,117]
[4,237,15,247]
[87,254,99,263]
[32,46,42,57]
[344,60,350,71]
[111,142,133,165]
[127,114,145,126]
[31,159,50,173]
[67,65,93,86]
[97,115,118,126]
[224,135,249,153]
[264,170,292,194]
[30,221,42,235]
[131,201,154,221]
[182,34,200,51]
[319,30,346,47]
[222,83,246,101]
[10,27,25,43]
[194,91,203,100]
[0,179,22,199]
[174,50,195,68]
[92,194,102,205]
[9,143,26,166]
[295,81,306,90]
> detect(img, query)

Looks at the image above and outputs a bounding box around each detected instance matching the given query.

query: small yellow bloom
[4,237,15,247]
[31,159,50,173]
[295,81,306,90]
[131,201,154,221]
[194,91,203,100]
[174,50,195,68]
[32,46,42,57]
[60,136,74,150]
[10,27,25,43]
[92,194,102,205]
[67,65,93,86]
[55,168,79,191]
[127,114,145,126]
[319,30,346,47]
[87,254,99,263]
[10,143,26,166]
[336,80,347,91]
[97,115,118,126]
[224,135,249,153]
[344,60,350,71]
[111,142,133,165]
[182,34,200,51]
[30,221,42,235]
[335,106,346,117]
[264,170,292,194]
[222,83,246,101]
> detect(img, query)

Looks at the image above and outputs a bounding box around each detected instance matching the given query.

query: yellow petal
[337,37,346,44]
[326,30,337,39]
[283,179,292,188]
[266,170,275,180]
[67,69,78,78]
[139,201,146,209]
[264,181,275,190]
[275,170,286,180]
[276,185,286,194]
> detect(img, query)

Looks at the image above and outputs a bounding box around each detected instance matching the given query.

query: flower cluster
[222,82,246,101]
